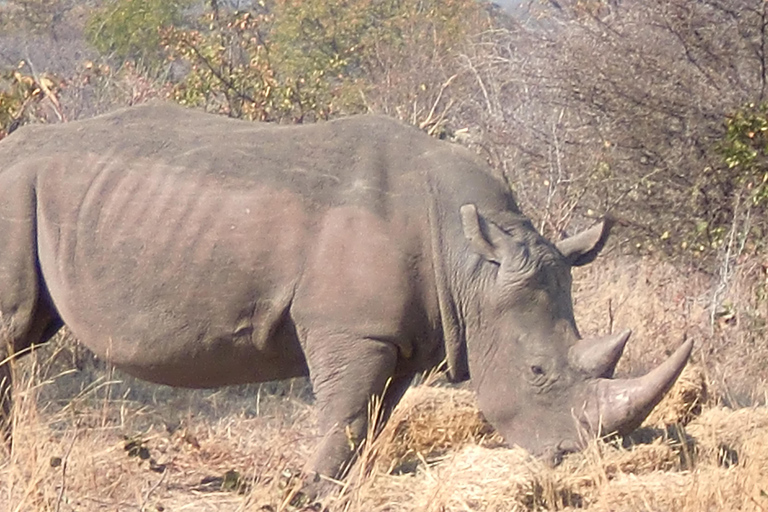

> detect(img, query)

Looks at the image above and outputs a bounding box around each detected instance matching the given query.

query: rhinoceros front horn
[582,338,694,437]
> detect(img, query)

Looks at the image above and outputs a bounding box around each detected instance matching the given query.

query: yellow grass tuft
[370,386,502,473]
[686,405,768,468]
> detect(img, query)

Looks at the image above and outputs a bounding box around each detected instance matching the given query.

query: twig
[54,429,78,512]
[81,496,140,510]
[139,470,167,512]
[460,53,493,115]
[24,57,66,123]
[709,193,751,332]
[542,108,566,235]
[419,73,458,132]
[759,0,768,102]
[608,298,614,334]
[180,39,261,107]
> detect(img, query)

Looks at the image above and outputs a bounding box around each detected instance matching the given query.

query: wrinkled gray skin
[0,104,691,478]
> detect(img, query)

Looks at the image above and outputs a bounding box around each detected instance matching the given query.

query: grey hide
[0,104,692,477]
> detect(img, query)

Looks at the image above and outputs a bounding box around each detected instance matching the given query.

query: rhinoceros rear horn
[556,217,614,267]
[570,329,631,378]
[585,338,694,436]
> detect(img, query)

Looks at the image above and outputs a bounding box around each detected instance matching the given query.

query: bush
[0,62,62,139]
[720,103,768,212]
[162,0,487,123]
[85,0,191,71]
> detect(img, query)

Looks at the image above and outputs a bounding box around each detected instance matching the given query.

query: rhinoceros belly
[35,162,310,387]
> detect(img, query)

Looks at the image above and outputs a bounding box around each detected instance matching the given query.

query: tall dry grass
[0,253,766,511]
[573,253,767,405]
[339,371,768,512]
[0,349,317,511]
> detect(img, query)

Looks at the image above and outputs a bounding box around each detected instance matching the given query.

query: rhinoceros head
[459,204,692,464]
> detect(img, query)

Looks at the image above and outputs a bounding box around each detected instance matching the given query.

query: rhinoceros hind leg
[302,333,400,480]
[0,311,63,453]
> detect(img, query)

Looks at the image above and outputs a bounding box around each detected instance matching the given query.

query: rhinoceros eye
[528,364,549,389]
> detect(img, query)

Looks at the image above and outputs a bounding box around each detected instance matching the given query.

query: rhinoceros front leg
[301,332,400,479]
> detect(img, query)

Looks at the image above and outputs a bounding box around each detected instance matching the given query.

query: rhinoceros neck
[423,162,529,383]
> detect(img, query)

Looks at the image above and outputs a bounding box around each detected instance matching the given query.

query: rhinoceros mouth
[578,337,694,438]
[539,439,583,468]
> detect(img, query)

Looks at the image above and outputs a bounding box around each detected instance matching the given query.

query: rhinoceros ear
[460,204,502,264]
[556,217,614,267]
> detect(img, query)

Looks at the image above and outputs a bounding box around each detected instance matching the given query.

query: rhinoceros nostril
[557,439,581,455]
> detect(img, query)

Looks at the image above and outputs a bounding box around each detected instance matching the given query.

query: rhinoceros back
[0,105,460,386]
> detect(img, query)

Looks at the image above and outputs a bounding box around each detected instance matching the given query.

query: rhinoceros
[0,104,691,478]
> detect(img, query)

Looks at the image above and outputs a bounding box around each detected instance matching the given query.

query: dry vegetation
[1,254,766,512]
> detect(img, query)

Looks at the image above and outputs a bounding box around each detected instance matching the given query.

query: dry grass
[342,372,767,512]
[0,253,766,511]
[572,254,767,405]
[0,361,317,511]
[2,354,768,512]
[369,386,503,474]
